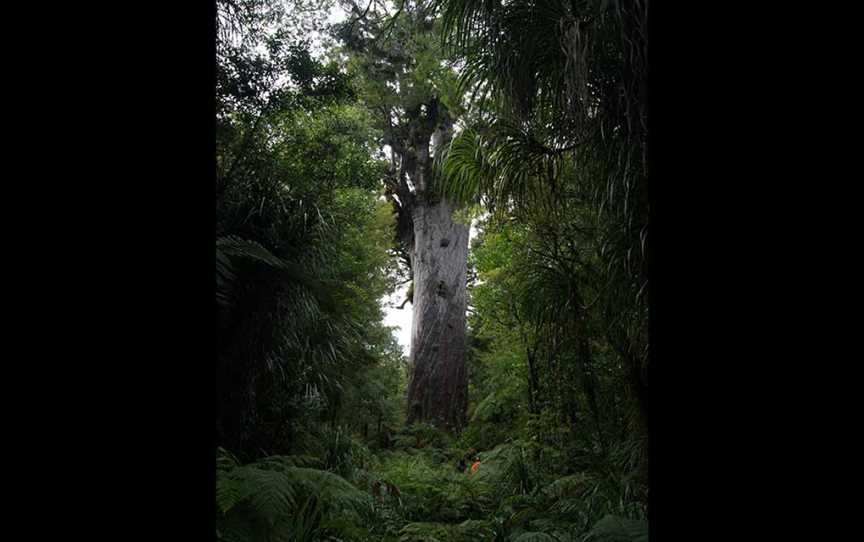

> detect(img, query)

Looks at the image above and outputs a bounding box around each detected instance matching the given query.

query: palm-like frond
[438,121,574,214]
[437,0,650,447]
[216,234,311,314]
[437,127,487,206]
[217,234,290,269]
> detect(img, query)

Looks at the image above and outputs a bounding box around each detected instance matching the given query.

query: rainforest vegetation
[215,1,649,540]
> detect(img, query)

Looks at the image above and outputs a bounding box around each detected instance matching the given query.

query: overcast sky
[382,281,414,355]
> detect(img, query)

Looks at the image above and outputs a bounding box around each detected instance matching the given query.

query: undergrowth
[216,421,647,542]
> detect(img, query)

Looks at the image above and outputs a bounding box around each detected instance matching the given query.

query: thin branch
[344,0,375,32]
[374,0,405,44]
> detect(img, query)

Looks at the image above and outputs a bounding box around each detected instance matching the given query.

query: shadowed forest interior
[215,1,649,540]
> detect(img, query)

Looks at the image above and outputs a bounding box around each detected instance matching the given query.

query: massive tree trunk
[383,98,469,432]
[405,197,469,430]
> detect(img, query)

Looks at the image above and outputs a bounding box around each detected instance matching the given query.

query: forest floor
[215,422,647,542]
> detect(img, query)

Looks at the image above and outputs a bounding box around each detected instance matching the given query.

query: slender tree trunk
[607,329,649,431]
[405,197,469,431]
[577,333,606,452]
[526,345,540,414]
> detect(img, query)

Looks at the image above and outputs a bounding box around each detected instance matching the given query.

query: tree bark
[382,98,469,432]
[405,197,469,431]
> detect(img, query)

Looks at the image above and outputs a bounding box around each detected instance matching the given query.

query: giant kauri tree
[336,0,469,431]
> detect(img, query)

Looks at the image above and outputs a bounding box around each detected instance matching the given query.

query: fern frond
[216,465,297,520]
[283,466,373,516]
[216,454,374,542]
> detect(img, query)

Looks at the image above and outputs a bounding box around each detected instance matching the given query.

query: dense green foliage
[217,427,646,541]
[215,1,649,540]
[216,0,405,461]
[437,0,650,433]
